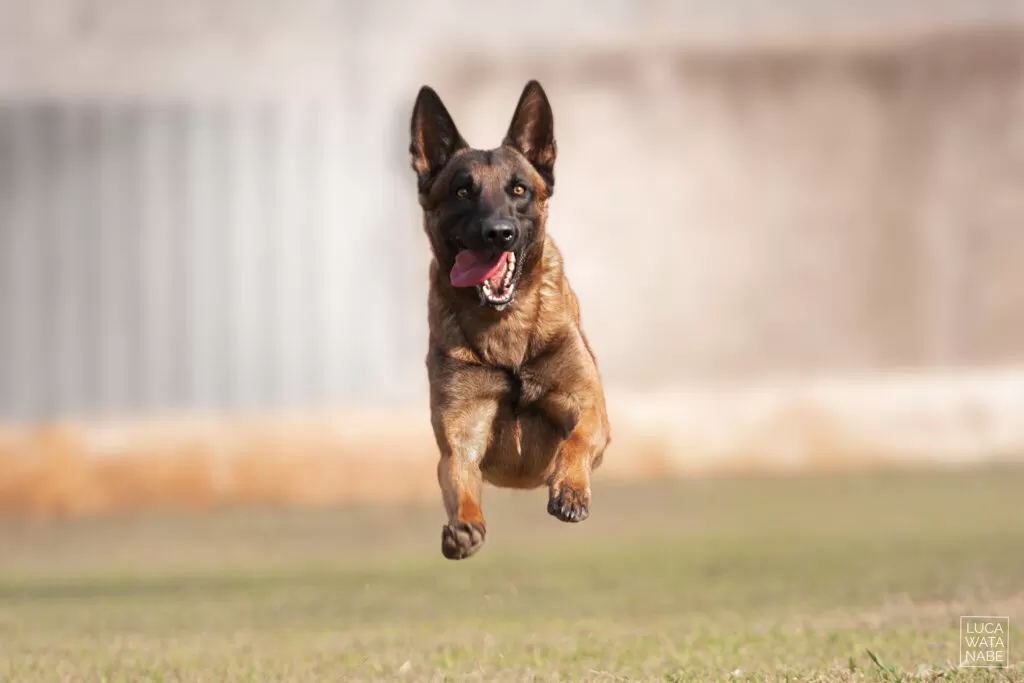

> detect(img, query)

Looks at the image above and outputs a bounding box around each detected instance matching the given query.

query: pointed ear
[502,80,557,190]
[409,86,467,193]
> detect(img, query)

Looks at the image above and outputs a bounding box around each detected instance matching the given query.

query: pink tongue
[450,250,508,288]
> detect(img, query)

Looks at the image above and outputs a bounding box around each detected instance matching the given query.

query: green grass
[0,466,1022,681]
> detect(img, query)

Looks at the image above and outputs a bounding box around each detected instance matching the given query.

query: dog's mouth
[450,250,518,307]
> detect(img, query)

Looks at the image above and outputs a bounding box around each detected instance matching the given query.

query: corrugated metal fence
[0,102,420,421]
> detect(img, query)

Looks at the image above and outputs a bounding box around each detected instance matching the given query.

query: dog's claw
[441,521,486,560]
[547,486,590,523]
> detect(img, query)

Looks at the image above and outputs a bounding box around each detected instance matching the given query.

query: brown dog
[409,80,610,560]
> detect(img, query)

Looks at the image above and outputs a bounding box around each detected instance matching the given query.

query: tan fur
[411,81,610,559]
[426,235,610,559]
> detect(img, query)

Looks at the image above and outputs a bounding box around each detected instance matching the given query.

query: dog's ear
[410,86,467,193]
[503,80,556,191]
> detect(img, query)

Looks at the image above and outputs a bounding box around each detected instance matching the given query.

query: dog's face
[410,81,557,311]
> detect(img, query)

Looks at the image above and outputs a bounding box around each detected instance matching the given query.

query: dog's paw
[441,521,486,560]
[547,483,590,523]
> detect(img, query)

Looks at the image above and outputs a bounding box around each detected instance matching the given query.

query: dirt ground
[3,371,1024,518]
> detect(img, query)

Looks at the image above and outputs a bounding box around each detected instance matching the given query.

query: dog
[409,80,610,560]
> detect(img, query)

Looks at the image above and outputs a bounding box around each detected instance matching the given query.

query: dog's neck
[428,235,571,369]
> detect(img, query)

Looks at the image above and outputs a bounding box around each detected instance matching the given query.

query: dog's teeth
[508,252,516,264]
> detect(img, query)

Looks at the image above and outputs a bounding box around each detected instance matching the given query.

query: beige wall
[431,29,1024,387]
[0,0,349,101]
[1,0,1023,418]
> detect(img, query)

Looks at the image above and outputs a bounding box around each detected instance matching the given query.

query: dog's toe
[547,485,590,523]
[441,521,486,560]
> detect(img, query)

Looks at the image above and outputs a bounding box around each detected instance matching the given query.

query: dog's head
[410,81,557,311]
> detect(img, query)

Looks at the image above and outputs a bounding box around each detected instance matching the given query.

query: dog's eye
[455,187,470,199]
[511,183,527,196]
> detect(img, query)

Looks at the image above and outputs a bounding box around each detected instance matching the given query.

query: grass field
[0,466,1021,682]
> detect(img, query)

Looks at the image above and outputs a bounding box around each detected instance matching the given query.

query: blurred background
[1,0,1024,517]
[2,4,1024,680]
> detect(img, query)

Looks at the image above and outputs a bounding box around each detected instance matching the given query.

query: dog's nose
[482,220,516,249]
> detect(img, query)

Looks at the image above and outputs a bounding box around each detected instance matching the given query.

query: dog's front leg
[432,399,498,560]
[523,338,609,524]
[547,403,606,523]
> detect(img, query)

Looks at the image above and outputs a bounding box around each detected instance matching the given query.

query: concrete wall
[1,0,1024,421]
[435,30,1024,385]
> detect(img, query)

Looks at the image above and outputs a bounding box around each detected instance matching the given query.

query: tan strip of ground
[2,370,1023,519]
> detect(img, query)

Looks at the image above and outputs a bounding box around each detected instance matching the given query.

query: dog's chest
[466,315,533,369]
